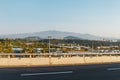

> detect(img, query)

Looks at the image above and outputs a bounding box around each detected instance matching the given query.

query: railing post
[8,54,10,59]
[83,53,86,63]
[49,53,52,65]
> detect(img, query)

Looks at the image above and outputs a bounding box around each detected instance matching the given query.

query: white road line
[107,68,120,71]
[21,71,73,76]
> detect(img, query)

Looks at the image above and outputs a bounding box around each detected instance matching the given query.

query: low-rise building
[12,48,23,53]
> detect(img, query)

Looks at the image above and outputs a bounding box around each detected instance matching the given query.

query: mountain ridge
[0,30,117,40]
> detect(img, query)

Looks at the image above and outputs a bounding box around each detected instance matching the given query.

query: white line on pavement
[107,68,120,71]
[21,71,73,76]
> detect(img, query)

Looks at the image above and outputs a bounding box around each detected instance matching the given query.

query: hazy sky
[0,0,120,38]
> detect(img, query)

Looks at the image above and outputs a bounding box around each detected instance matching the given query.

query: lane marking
[107,68,120,71]
[21,71,73,76]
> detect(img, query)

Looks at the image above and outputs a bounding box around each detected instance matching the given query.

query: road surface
[1,63,120,80]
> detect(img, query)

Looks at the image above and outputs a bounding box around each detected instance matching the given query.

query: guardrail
[0,53,120,58]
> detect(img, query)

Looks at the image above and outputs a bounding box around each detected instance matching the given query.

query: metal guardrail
[0,53,120,58]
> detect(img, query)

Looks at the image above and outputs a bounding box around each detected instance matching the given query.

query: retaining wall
[0,55,120,67]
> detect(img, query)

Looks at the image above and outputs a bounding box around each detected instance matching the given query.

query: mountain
[0,30,116,40]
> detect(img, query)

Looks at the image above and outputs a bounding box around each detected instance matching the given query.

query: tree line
[0,38,119,53]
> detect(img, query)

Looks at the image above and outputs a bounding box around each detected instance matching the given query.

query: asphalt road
[1,63,120,80]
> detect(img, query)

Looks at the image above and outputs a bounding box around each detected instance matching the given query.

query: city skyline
[0,0,120,38]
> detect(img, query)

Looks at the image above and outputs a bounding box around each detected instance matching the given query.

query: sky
[0,0,120,38]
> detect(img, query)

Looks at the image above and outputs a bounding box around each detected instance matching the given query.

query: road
[1,63,120,80]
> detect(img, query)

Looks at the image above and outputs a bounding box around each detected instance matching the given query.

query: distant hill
[25,36,41,41]
[64,36,82,39]
[0,30,117,40]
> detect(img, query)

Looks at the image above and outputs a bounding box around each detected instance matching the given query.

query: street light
[48,36,52,64]
[48,36,52,54]
[70,43,73,57]
[92,41,94,53]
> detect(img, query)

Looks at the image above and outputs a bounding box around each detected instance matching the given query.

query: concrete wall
[0,56,120,67]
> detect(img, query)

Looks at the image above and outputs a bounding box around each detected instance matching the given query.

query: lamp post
[48,36,52,64]
[71,44,73,54]
[92,41,94,53]
[48,36,52,54]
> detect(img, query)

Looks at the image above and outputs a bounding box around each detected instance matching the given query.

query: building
[12,48,23,53]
